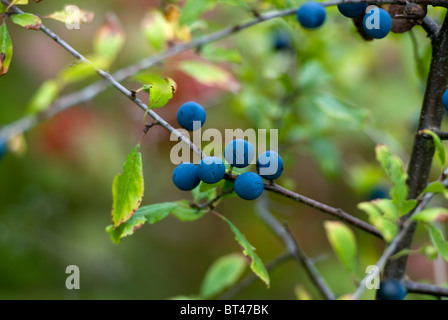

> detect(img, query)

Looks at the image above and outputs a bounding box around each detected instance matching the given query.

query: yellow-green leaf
[179,60,240,92]
[141,11,172,51]
[111,145,144,227]
[426,224,448,262]
[26,80,59,114]
[412,208,448,223]
[11,13,42,30]
[324,221,357,273]
[200,253,247,299]
[0,24,13,77]
[93,14,125,65]
[44,5,94,25]
[171,200,207,221]
[217,214,270,287]
[106,202,178,244]
[423,129,446,165]
[141,74,176,109]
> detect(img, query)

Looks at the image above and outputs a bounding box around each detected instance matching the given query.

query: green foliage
[200,253,247,298]
[111,145,144,227]
[179,0,215,26]
[422,129,446,165]
[141,11,170,51]
[107,202,178,244]
[421,181,448,198]
[376,144,416,215]
[25,80,59,115]
[141,74,176,109]
[324,221,357,273]
[179,60,238,91]
[171,200,207,221]
[217,213,270,287]
[426,225,448,262]
[93,14,125,65]
[0,24,13,77]
[412,208,448,223]
[358,200,399,242]
[200,45,242,64]
[11,13,42,30]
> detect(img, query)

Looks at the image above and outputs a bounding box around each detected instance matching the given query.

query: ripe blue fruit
[234,172,264,200]
[363,7,392,39]
[197,157,226,184]
[0,139,7,160]
[297,2,326,30]
[337,3,368,18]
[376,279,407,300]
[443,89,448,111]
[224,139,255,168]
[172,163,200,191]
[177,101,206,131]
[256,151,284,181]
[273,30,292,51]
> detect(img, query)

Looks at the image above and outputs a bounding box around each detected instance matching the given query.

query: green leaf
[200,253,247,299]
[93,14,125,65]
[412,208,448,223]
[179,60,239,92]
[8,0,28,7]
[324,221,357,273]
[426,224,448,262]
[423,130,446,165]
[422,181,448,197]
[180,0,216,25]
[0,24,13,77]
[419,245,438,261]
[191,181,222,203]
[111,145,144,227]
[0,3,4,13]
[294,285,313,300]
[372,199,399,221]
[44,5,94,25]
[141,11,170,51]
[171,200,207,221]
[201,45,241,64]
[169,295,201,300]
[358,201,398,242]
[106,202,178,244]
[25,80,59,114]
[217,214,270,287]
[11,13,42,30]
[141,74,176,109]
[375,145,409,215]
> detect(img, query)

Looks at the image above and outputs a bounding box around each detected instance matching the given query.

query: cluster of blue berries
[297,1,392,39]
[172,101,284,201]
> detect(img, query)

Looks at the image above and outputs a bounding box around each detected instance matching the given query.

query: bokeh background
[0,0,447,299]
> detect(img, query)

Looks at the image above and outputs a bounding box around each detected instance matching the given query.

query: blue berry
[297,2,326,30]
[172,163,200,191]
[197,157,226,184]
[234,172,264,200]
[256,151,284,181]
[337,3,368,18]
[368,186,389,201]
[0,139,7,160]
[443,89,448,111]
[376,279,407,300]
[224,139,255,168]
[273,30,292,51]
[177,101,206,131]
[363,7,392,39]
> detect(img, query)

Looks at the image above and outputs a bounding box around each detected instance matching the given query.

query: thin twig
[256,196,336,300]
[419,128,448,140]
[405,280,448,297]
[190,187,235,210]
[1,0,446,140]
[264,183,383,239]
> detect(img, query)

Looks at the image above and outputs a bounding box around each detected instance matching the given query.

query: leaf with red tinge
[93,13,125,64]
[216,213,270,287]
[11,13,42,30]
[179,60,240,92]
[111,145,144,227]
[0,24,12,77]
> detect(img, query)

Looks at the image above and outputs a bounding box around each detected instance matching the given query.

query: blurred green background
[0,0,447,299]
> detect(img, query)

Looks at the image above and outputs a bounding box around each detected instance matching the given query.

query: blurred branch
[256,196,336,300]
[2,0,446,140]
[218,252,293,300]
[405,280,448,297]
